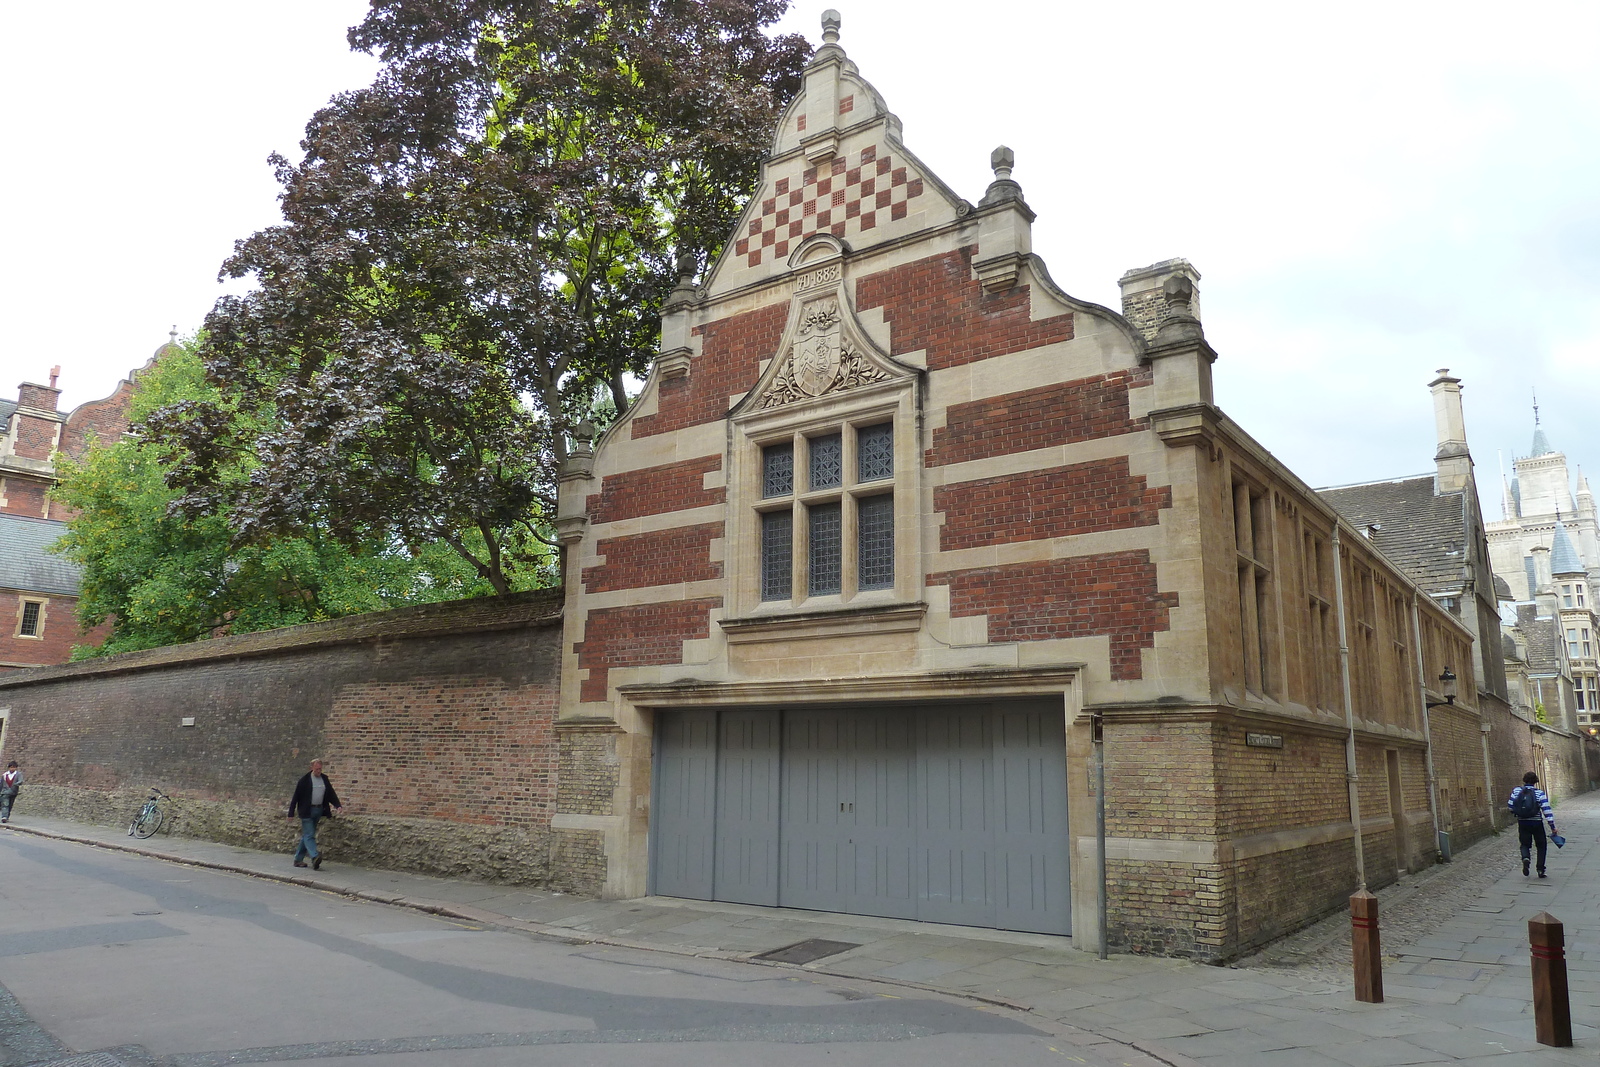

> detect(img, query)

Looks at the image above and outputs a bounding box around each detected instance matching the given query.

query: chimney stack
[1429,368,1472,493]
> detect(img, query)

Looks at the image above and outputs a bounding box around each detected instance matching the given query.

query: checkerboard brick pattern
[733,144,924,268]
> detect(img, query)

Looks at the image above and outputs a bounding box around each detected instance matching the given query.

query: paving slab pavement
[7,792,1600,1064]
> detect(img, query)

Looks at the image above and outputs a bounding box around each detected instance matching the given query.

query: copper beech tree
[152,0,808,593]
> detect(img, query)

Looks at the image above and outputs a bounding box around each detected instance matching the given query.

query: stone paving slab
[10,796,1600,1065]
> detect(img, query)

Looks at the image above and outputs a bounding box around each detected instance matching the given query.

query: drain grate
[754,938,860,964]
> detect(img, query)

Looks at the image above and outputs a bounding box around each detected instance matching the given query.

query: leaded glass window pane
[763,443,794,498]
[858,494,894,590]
[809,502,842,596]
[761,510,793,600]
[809,433,842,490]
[858,424,893,482]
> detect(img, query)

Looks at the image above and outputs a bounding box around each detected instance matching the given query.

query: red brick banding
[575,598,721,702]
[1,479,50,518]
[582,523,724,594]
[587,456,724,525]
[928,551,1178,680]
[855,246,1074,371]
[632,302,788,437]
[935,457,1171,550]
[928,369,1151,467]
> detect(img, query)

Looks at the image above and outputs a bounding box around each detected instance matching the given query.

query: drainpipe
[1480,722,1497,832]
[1409,591,1446,856]
[1332,527,1367,889]
[1092,711,1107,960]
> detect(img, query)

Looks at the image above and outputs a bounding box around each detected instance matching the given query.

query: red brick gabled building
[545,14,1496,959]
[0,343,163,669]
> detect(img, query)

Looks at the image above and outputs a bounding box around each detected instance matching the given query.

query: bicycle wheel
[131,804,163,839]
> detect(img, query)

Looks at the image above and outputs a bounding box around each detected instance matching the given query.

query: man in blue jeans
[287,759,343,870]
[1508,771,1558,878]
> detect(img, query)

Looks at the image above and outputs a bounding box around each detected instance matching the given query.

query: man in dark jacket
[1508,771,1558,878]
[287,759,342,870]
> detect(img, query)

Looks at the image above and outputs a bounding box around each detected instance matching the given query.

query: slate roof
[0,514,81,596]
[1517,604,1562,672]
[0,397,14,433]
[1550,521,1584,576]
[1317,475,1467,597]
[1532,426,1553,456]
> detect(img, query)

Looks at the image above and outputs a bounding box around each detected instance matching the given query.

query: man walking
[0,761,20,823]
[1508,771,1558,878]
[286,759,342,870]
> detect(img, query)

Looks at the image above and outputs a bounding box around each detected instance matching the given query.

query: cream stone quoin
[551,11,1486,961]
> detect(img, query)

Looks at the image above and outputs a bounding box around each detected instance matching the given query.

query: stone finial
[1163,273,1195,314]
[675,252,696,281]
[821,9,841,44]
[572,419,597,457]
[990,145,1015,182]
[1151,271,1204,346]
[979,145,1025,209]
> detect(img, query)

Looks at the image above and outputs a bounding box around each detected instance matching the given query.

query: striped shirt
[1508,785,1555,825]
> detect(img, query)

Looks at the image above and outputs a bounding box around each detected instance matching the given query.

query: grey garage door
[651,702,1069,935]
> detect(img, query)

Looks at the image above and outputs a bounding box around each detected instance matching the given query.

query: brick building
[547,14,1495,960]
[0,341,163,668]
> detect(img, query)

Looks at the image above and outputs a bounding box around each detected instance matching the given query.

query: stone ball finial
[990,145,1014,182]
[675,251,697,280]
[821,9,841,44]
[1162,273,1195,310]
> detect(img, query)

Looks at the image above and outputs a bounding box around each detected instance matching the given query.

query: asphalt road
[0,833,1148,1067]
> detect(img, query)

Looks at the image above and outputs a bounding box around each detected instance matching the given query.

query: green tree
[53,341,527,658]
[152,0,808,593]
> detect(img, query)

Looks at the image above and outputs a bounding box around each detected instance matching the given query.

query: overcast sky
[3,1,1595,511]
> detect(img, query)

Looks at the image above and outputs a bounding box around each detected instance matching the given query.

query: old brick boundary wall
[0,591,597,891]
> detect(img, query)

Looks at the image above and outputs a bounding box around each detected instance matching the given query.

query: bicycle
[129,788,172,839]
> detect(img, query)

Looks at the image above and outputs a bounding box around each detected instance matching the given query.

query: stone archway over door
[650,701,1070,935]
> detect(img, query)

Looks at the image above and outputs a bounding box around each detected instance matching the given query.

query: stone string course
[583,523,724,594]
[929,552,1178,681]
[573,598,721,702]
[586,456,725,525]
[925,369,1152,468]
[934,457,1171,551]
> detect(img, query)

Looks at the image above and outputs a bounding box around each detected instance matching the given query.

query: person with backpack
[1508,771,1558,878]
[0,761,20,823]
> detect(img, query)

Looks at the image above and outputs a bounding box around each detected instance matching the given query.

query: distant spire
[169,325,178,344]
[1530,388,1552,456]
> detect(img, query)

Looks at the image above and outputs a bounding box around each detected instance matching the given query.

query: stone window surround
[723,376,921,631]
[14,597,47,640]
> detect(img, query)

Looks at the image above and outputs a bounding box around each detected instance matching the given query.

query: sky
[2,1,1595,510]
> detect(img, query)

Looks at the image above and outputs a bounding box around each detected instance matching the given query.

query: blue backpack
[1511,787,1542,820]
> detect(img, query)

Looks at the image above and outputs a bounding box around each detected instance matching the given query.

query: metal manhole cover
[754,938,860,964]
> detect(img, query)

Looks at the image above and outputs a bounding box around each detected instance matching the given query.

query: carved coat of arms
[759,296,891,409]
[793,301,842,396]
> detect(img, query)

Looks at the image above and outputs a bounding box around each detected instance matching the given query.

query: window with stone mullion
[757,424,895,603]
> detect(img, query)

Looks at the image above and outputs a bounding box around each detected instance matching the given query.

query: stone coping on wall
[0,588,564,689]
